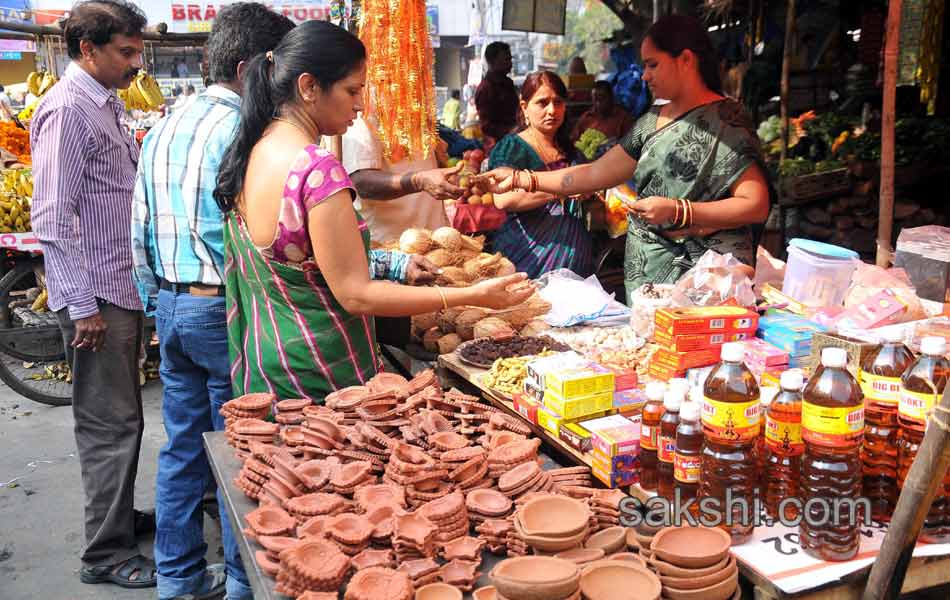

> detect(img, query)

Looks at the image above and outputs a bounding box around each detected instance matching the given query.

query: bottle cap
[780,369,804,391]
[721,342,744,363]
[760,386,779,407]
[663,388,683,411]
[646,381,666,402]
[880,329,904,344]
[668,378,690,397]
[689,387,704,405]
[679,400,701,421]
[822,347,848,368]
[921,336,947,357]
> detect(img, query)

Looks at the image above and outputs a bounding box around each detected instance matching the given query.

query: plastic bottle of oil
[674,399,702,518]
[800,348,865,561]
[640,382,666,491]
[657,388,683,501]
[898,336,949,542]
[756,387,778,500]
[764,369,804,521]
[861,330,915,522]
[700,342,760,543]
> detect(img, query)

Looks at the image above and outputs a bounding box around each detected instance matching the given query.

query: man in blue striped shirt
[130,4,294,599]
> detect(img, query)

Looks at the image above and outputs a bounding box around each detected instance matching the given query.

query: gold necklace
[273,116,317,140]
[529,126,561,164]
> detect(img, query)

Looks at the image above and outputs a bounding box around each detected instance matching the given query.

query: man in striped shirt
[130,4,294,599]
[30,0,155,590]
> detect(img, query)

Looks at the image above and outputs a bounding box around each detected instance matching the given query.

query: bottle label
[701,397,761,442]
[641,424,658,451]
[658,435,675,463]
[861,372,902,406]
[765,414,804,455]
[899,388,938,425]
[673,452,701,483]
[801,401,864,446]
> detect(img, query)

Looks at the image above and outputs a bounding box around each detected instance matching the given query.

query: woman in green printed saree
[476,15,772,303]
[213,22,534,402]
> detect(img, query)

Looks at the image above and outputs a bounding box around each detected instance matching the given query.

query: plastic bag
[671,250,757,307]
[603,184,636,239]
[536,269,631,327]
[844,263,927,324]
[629,283,675,339]
[753,245,786,299]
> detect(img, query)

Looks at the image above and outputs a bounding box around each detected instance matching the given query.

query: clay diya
[307,416,342,440]
[331,461,373,488]
[284,492,344,517]
[472,586,497,600]
[662,567,738,600]
[585,526,626,555]
[440,559,481,590]
[245,505,296,536]
[658,555,738,591]
[605,552,647,568]
[277,398,312,412]
[297,515,330,539]
[397,557,442,580]
[367,372,409,394]
[430,431,470,452]
[325,385,369,409]
[441,536,485,562]
[257,535,299,558]
[650,525,731,569]
[326,513,374,546]
[415,582,463,600]
[466,488,513,517]
[555,547,605,565]
[498,461,541,493]
[489,556,580,600]
[352,548,396,571]
[579,561,661,600]
[394,512,437,546]
[513,516,589,553]
[228,392,275,412]
[255,550,280,577]
[355,483,406,510]
[294,460,331,491]
[489,438,541,465]
[516,495,590,537]
[646,554,730,578]
[345,566,413,600]
[279,538,350,585]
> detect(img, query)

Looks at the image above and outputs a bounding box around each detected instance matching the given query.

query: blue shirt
[131,85,240,315]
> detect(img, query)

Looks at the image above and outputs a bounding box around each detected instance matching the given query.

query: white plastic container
[782,239,858,308]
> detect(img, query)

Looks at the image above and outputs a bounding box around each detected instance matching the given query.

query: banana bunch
[0,168,32,232]
[120,72,165,112]
[20,71,58,122]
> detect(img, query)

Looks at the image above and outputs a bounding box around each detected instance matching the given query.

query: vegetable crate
[778,168,851,206]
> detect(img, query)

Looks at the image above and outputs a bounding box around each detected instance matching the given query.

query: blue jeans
[154,290,251,600]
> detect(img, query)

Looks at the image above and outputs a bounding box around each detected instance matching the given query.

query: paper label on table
[702,397,760,442]
[731,517,950,594]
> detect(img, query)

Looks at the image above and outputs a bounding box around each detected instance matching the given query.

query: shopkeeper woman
[488,71,593,279]
[213,21,534,401]
[476,15,771,300]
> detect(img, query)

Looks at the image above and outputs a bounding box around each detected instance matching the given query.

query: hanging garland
[358,0,437,163]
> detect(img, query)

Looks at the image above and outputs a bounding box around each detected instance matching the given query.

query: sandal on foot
[80,554,157,589]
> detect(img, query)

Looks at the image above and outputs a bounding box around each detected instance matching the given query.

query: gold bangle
[686,200,694,228]
[435,285,448,311]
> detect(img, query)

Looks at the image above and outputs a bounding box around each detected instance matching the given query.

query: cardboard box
[833,290,908,330]
[594,362,638,391]
[560,422,592,453]
[613,388,647,413]
[655,306,759,336]
[522,379,544,403]
[652,347,721,371]
[760,283,809,316]
[807,332,879,377]
[538,406,609,438]
[592,463,639,488]
[738,338,789,367]
[655,329,756,352]
[648,362,686,381]
[543,389,613,420]
[758,312,826,356]
[583,414,641,457]
[526,351,585,390]
[545,364,615,399]
[592,449,640,473]
[512,393,540,425]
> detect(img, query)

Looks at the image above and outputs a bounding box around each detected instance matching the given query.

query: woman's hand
[627,196,678,226]
[406,255,441,286]
[469,273,535,309]
[472,167,516,194]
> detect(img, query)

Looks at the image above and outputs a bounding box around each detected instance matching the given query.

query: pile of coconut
[383,227,552,355]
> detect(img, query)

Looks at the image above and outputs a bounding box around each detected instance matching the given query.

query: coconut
[436,333,463,355]
[411,312,439,336]
[438,266,471,287]
[422,327,442,353]
[431,227,463,252]
[464,252,503,279]
[455,308,487,340]
[436,307,464,333]
[473,317,514,340]
[520,319,550,337]
[398,228,433,254]
[495,257,516,276]
[425,248,457,268]
[459,234,485,253]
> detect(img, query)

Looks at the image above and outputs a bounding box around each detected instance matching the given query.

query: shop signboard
[0,0,36,52]
[165,0,349,32]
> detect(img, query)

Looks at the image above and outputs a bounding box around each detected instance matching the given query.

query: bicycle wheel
[0,352,72,406]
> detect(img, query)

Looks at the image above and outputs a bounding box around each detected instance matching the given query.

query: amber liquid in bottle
[674,401,703,518]
[640,382,666,491]
[898,337,950,543]
[800,348,865,562]
[860,335,914,522]
[657,390,682,501]
[701,342,760,544]
[764,371,804,521]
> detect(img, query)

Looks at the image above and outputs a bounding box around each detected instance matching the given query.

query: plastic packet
[671,250,757,307]
[628,283,675,339]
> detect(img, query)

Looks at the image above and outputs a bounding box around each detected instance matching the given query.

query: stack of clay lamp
[225,369,663,597]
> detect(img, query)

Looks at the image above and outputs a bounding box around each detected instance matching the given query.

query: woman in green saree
[476,15,771,303]
[213,22,534,402]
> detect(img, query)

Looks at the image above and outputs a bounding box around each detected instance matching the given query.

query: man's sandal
[79,554,157,589]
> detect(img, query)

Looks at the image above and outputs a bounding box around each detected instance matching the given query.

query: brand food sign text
[171,3,346,31]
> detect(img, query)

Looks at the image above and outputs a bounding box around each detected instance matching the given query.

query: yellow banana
[26,72,40,96]
[37,72,56,95]
[17,172,31,197]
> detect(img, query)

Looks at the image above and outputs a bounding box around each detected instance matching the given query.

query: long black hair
[214,20,366,212]
[520,71,575,163]
[645,14,723,95]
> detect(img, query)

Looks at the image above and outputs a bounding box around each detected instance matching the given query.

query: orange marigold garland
[359,0,437,163]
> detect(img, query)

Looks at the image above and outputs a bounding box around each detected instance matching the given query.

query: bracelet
[672,200,681,227]
[514,169,525,190]
[435,285,448,311]
[686,200,694,228]
[681,199,689,228]
[530,171,540,194]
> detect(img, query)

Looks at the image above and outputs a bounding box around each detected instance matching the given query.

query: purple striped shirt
[31,63,142,320]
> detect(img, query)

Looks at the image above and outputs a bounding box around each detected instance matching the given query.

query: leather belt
[160,279,225,297]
